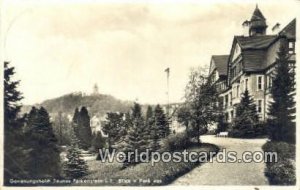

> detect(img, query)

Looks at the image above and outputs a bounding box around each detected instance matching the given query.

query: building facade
[208,6,296,124]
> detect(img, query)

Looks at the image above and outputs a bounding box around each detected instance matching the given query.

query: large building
[208,6,296,123]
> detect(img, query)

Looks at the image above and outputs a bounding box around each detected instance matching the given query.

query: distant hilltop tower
[93,83,99,95]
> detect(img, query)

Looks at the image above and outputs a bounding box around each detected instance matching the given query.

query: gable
[209,59,216,75]
[232,43,241,61]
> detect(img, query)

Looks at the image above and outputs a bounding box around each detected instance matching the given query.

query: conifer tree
[78,107,92,149]
[268,43,296,143]
[4,62,29,183]
[26,107,61,178]
[146,106,154,122]
[63,130,88,179]
[154,105,170,138]
[146,106,160,152]
[4,62,23,129]
[120,103,147,167]
[72,107,80,141]
[232,89,258,138]
[103,112,124,150]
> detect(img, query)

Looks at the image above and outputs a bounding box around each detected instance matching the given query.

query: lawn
[76,143,219,186]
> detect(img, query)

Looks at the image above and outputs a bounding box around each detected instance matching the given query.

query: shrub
[229,122,267,138]
[262,141,296,185]
[262,141,295,160]
[265,159,296,185]
[161,132,192,152]
[253,122,267,137]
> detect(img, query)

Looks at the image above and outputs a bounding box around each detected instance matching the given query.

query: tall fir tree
[25,107,61,178]
[72,107,80,142]
[4,62,29,183]
[154,105,170,138]
[267,43,296,143]
[4,62,23,129]
[146,106,160,152]
[102,112,124,150]
[120,103,148,167]
[63,129,88,179]
[78,107,92,150]
[232,89,259,138]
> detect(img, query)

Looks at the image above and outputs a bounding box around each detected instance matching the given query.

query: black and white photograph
[1,0,298,188]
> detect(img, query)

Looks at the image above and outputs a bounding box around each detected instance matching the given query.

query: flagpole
[165,68,170,118]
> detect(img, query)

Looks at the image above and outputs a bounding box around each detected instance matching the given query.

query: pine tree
[146,106,154,122]
[103,112,124,151]
[120,103,148,167]
[154,105,170,138]
[26,107,61,178]
[4,62,23,129]
[267,43,296,143]
[63,130,88,179]
[77,107,92,150]
[232,89,258,138]
[4,62,29,183]
[72,107,92,150]
[146,106,160,152]
[72,108,80,142]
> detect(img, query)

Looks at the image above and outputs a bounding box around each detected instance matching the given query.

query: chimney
[242,20,250,36]
[272,23,281,34]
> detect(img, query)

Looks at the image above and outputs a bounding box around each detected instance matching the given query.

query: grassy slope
[78,143,219,186]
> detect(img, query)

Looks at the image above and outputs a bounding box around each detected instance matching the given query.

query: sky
[3,0,299,105]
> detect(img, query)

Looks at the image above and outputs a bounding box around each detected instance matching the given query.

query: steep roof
[251,6,266,21]
[239,19,296,72]
[242,50,267,72]
[212,55,229,76]
[279,18,296,40]
[235,35,277,50]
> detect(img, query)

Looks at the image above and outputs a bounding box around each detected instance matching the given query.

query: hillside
[22,92,134,118]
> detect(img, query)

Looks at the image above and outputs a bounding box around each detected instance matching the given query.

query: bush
[262,141,295,160]
[262,141,296,185]
[229,122,267,138]
[161,132,192,152]
[265,159,296,185]
[267,121,295,144]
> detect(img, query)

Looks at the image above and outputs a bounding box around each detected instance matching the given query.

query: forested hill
[22,92,134,117]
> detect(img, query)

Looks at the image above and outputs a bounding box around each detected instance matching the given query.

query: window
[257,76,263,90]
[257,100,263,113]
[229,92,232,106]
[288,42,295,54]
[231,110,234,120]
[225,95,228,108]
[237,85,240,97]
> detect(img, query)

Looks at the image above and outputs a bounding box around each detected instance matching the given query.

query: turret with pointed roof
[249,5,268,36]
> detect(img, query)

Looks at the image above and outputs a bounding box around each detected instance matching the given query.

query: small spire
[93,83,99,95]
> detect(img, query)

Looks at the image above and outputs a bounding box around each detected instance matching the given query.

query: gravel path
[172,135,269,185]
